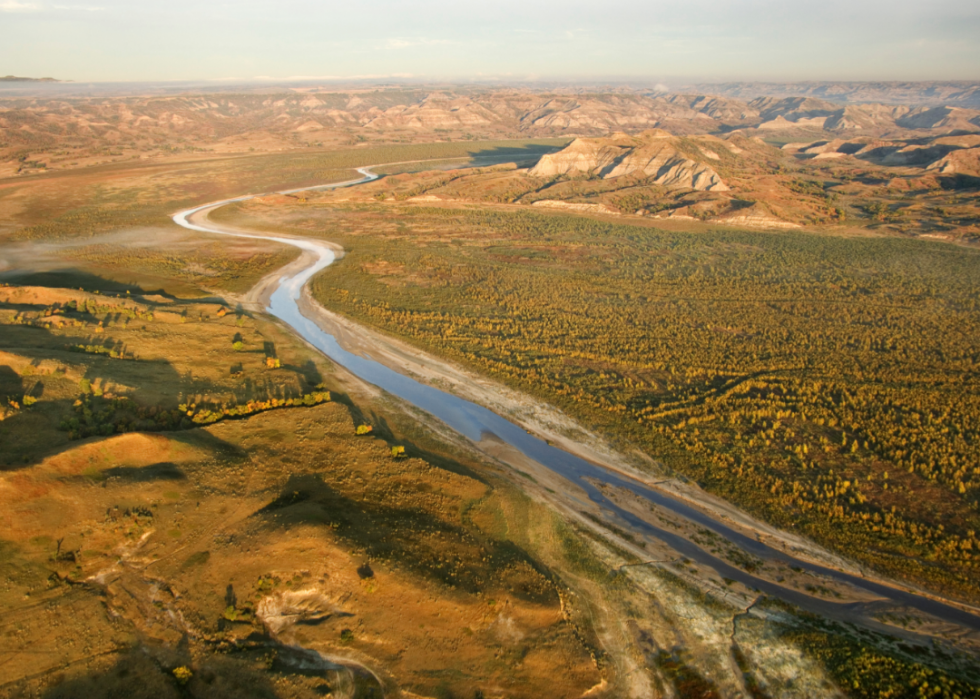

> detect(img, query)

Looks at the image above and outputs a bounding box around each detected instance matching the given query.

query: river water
[172,169,980,632]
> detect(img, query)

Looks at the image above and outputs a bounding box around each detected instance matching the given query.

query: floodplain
[2,100,980,698]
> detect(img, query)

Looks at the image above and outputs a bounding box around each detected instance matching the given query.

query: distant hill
[676,81,980,108]
[529,129,729,191]
[1,75,60,82]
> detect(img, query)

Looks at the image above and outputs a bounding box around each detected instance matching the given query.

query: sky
[1,0,979,83]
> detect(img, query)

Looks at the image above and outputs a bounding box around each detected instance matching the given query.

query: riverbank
[173,170,980,649]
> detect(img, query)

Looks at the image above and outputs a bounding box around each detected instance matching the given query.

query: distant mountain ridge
[673,81,980,108]
[1,75,60,83]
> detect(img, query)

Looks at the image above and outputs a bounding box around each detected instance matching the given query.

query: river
[172,167,980,634]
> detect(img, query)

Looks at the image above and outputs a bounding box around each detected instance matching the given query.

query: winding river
[173,167,980,634]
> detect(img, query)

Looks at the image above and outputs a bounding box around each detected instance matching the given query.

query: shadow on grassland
[0,268,164,297]
[0,319,250,470]
[255,472,558,605]
[39,647,285,699]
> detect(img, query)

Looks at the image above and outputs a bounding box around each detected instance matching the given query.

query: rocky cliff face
[528,130,729,191]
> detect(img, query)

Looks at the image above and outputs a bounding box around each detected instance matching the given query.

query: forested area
[297,204,980,599]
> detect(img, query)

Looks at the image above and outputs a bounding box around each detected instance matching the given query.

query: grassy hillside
[0,283,604,698]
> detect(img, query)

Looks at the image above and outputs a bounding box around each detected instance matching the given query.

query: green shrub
[172,666,193,685]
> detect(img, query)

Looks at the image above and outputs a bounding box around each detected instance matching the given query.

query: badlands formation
[3,84,980,176]
[529,130,729,191]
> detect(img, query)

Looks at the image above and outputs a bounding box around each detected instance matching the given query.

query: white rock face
[529,130,729,192]
[256,588,343,636]
[714,204,803,229]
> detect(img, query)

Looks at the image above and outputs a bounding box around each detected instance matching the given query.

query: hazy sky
[2,0,979,83]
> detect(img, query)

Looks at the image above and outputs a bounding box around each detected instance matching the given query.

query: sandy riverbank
[174,174,980,641]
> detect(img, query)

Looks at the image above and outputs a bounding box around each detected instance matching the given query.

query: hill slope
[530,130,728,191]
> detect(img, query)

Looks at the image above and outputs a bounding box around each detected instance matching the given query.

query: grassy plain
[0,139,566,297]
[1,139,567,241]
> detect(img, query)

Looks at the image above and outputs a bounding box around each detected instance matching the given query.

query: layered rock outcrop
[529,130,728,191]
